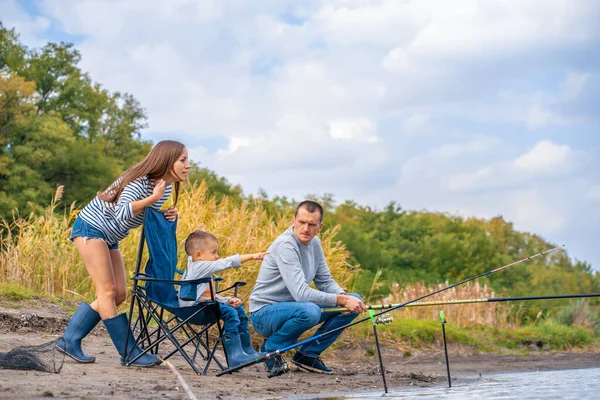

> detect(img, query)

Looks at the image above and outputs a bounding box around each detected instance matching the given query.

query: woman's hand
[152,179,167,201]
[160,207,178,222]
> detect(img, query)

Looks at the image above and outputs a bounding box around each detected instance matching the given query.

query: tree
[0,24,150,217]
[187,162,243,202]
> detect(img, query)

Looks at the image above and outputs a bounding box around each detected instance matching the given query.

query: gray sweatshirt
[249,227,344,313]
[178,255,242,307]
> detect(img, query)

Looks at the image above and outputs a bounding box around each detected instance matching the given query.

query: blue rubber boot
[103,313,161,367]
[239,331,263,357]
[223,334,258,367]
[56,302,101,363]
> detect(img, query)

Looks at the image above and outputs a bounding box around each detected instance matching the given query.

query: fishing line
[323,293,600,312]
[216,246,561,376]
[164,360,198,400]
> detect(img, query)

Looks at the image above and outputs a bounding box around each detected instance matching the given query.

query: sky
[3,0,600,270]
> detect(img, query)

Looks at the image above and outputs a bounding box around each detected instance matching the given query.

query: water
[295,367,600,400]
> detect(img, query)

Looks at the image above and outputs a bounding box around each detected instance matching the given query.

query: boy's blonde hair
[184,230,218,256]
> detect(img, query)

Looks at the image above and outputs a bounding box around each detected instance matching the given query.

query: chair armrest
[212,276,223,292]
[131,276,212,285]
[217,281,247,298]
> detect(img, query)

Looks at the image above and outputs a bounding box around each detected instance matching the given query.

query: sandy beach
[1,299,599,399]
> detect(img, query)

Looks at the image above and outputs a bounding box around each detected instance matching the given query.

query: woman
[57,140,190,366]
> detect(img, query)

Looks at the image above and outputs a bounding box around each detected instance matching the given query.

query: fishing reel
[376,314,393,325]
[267,357,291,378]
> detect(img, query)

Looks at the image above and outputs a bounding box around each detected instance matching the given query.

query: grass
[0,282,39,301]
[0,183,358,308]
[512,321,595,349]
[345,317,598,353]
[1,184,598,353]
[383,280,516,329]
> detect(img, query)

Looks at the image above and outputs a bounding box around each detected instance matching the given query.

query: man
[249,200,366,374]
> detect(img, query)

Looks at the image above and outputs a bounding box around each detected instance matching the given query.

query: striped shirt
[79,175,172,244]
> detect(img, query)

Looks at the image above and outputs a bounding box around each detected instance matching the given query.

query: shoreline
[1,301,599,399]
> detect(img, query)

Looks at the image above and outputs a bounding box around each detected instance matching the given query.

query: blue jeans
[219,303,250,338]
[250,293,362,358]
[70,217,119,250]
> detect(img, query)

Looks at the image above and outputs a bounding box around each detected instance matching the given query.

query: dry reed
[0,183,358,306]
[383,281,514,328]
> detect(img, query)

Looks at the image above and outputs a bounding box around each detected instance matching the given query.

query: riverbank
[1,299,599,399]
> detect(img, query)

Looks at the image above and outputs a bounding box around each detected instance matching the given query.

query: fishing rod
[322,293,600,313]
[216,246,562,377]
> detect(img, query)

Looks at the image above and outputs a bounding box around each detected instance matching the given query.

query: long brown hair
[98,140,186,205]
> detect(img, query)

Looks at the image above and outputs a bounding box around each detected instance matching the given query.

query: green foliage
[1,23,598,337]
[351,318,597,352]
[552,300,600,335]
[187,162,244,203]
[324,200,599,303]
[0,283,38,301]
[513,320,595,349]
[0,22,150,220]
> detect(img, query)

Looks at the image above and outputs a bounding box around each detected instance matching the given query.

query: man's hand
[337,294,367,314]
[228,297,242,308]
[159,207,178,222]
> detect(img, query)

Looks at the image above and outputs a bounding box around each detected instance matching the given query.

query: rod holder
[440,311,451,388]
[370,310,388,394]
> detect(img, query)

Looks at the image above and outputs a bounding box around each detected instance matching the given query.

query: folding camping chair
[123,208,244,375]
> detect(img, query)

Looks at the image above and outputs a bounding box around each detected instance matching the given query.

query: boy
[178,230,268,367]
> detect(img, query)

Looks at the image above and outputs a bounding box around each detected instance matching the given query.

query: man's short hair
[184,230,218,256]
[295,200,324,222]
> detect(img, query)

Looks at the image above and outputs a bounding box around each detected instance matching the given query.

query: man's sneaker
[260,341,285,372]
[291,352,334,374]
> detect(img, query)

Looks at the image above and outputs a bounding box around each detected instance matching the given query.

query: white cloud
[218,137,251,156]
[431,137,502,159]
[381,47,412,73]
[526,106,567,128]
[401,136,504,186]
[402,113,429,132]
[328,118,379,143]
[445,140,587,192]
[6,0,600,270]
[586,185,600,202]
[513,141,580,174]
[447,168,493,192]
[560,71,590,101]
[511,188,566,233]
[1,0,51,46]
[408,0,598,57]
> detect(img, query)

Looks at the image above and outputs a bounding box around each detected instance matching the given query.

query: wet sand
[1,300,599,399]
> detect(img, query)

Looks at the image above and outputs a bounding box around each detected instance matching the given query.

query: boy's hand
[228,297,242,308]
[240,252,270,264]
[251,252,269,261]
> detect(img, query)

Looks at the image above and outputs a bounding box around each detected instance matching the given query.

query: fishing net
[0,340,64,373]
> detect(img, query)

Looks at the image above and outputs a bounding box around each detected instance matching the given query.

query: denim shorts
[70,217,119,250]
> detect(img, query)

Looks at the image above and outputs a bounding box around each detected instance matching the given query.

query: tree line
[1,23,597,302]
